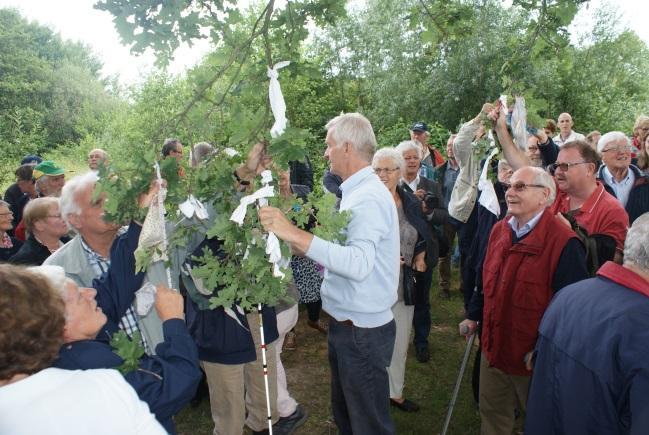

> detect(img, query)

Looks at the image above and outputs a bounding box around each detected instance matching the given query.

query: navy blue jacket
[597,164,649,224]
[526,263,649,434]
[184,236,279,365]
[53,223,201,434]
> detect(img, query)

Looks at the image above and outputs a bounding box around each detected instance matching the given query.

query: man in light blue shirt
[260,113,400,434]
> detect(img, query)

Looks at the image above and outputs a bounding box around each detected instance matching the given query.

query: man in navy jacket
[526,213,649,434]
[48,222,201,434]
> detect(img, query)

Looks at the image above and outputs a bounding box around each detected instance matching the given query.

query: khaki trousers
[479,354,530,435]
[202,313,278,435]
[438,223,461,291]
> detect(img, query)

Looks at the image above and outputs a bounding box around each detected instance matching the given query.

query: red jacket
[482,209,578,376]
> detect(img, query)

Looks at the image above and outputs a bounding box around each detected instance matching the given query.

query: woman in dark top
[372,147,435,413]
[9,197,69,265]
[0,200,22,262]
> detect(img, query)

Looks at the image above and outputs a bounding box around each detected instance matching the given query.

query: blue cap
[21,155,43,165]
[410,122,428,132]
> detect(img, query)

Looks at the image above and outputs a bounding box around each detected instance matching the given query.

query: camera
[423,193,439,210]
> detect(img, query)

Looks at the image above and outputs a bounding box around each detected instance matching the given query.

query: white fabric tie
[478,147,501,218]
[267,61,290,138]
[230,184,276,225]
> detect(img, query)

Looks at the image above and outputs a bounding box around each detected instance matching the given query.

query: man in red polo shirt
[491,108,628,267]
[547,140,628,264]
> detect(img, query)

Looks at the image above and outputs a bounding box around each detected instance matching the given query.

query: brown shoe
[307,319,329,334]
[283,331,297,351]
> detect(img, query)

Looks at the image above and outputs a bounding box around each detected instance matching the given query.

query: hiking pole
[441,327,476,435]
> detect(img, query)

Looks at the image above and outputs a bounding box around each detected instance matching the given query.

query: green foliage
[110,330,145,375]
[0,8,116,185]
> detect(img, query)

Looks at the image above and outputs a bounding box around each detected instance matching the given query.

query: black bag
[403,265,417,306]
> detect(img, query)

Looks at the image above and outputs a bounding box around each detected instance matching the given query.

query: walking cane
[441,327,476,435]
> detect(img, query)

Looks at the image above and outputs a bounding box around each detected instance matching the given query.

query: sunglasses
[502,182,546,192]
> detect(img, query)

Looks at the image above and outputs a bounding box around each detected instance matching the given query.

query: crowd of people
[1,107,649,435]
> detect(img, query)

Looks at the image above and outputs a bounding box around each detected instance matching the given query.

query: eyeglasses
[548,161,590,172]
[373,167,400,175]
[503,182,547,192]
[600,145,633,154]
[0,212,13,217]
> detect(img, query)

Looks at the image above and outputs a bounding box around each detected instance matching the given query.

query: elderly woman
[8,197,69,265]
[372,147,435,412]
[0,264,166,434]
[0,200,22,262]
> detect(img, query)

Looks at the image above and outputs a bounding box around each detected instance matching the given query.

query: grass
[175,270,481,435]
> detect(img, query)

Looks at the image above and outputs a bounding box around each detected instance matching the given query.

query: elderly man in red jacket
[460,166,589,435]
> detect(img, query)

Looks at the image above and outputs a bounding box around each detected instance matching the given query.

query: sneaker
[416,346,430,363]
[274,404,309,435]
[283,331,297,351]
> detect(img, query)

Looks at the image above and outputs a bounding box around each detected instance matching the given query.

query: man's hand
[413,188,426,200]
[155,285,184,322]
[458,319,478,337]
[533,128,548,144]
[259,206,314,256]
[137,179,166,209]
[524,350,535,371]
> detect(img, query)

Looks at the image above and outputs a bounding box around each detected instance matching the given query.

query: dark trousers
[412,268,433,350]
[328,318,396,435]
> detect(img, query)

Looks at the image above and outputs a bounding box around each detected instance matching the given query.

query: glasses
[0,212,13,217]
[373,167,400,175]
[548,161,590,172]
[600,145,633,154]
[503,182,546,192]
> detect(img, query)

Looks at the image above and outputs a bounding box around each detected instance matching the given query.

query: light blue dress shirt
[601,166,634,207]
[306,166,400,328]
[508,209,545,239]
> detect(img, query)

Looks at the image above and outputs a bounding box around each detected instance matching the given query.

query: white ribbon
[267,61,290,138]
[230,185,276,226]
[134,281,157,316]
[179,195,209,220]
[511,96,528,152]
[478,147,502,218]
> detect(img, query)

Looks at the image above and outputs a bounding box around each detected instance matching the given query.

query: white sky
[0,0,647,87]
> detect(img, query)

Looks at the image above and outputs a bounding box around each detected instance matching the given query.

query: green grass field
[175,272,481,435]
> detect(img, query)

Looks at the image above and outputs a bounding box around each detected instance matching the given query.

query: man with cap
[13,160,66,241]
[410,121,445,176]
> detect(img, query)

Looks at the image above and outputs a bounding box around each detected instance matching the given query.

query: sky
[0,0,647,87]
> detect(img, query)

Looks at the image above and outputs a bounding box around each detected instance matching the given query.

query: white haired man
[259,113,400,434]
[459,166,589,435]
[525,213,649,434]
[597,131,649,224]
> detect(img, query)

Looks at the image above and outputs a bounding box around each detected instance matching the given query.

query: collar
[508,208,545,238]
[340,166,374,196]
[401,174,420,190]
[575,181,606,214]
[597,262,649,298]
[602,166,634,186]
[80,236,109,262]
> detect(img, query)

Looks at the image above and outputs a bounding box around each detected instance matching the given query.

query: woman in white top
[0,264,166,435]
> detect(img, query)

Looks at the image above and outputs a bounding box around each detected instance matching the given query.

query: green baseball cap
[33,161,65,179]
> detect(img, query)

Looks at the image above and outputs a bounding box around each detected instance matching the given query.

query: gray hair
[28,265,68,299]
[624,212,649,272]
[325,113,377,163]
[59,171,98,230]
[498,159,511,171]
[597,131,630,153]
[530,166,556,205]
[395,140,422,159]
[372,147,405,171]
[0,199,9,209]
[191,142,215,167]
